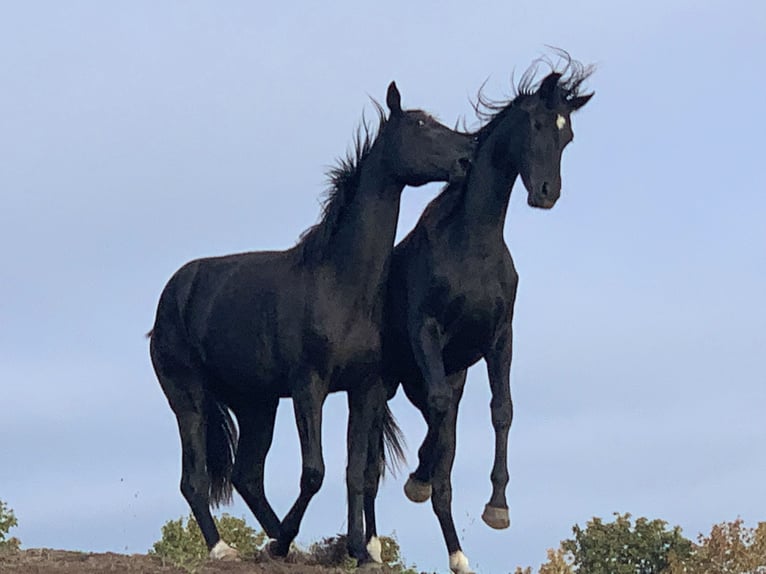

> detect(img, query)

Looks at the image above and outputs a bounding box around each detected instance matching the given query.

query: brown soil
[0,549,389,574]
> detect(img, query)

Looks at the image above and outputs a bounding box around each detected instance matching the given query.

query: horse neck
[325,142,403,284]
[453,142,519,244]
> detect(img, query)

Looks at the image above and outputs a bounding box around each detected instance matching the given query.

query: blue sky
[1,2,764,573]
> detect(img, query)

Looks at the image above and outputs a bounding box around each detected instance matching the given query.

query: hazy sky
[1,2,764,573]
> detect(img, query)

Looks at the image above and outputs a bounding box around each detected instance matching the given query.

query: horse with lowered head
[148,82,474,565]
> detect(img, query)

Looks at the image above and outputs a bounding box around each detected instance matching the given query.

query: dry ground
[0,548,404,574]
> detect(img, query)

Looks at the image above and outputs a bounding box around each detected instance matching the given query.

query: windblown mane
[474,50,595,145]
[297,102,387,263]
[417,51,594,227]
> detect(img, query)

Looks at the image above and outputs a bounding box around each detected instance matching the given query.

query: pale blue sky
[1,2,764,573]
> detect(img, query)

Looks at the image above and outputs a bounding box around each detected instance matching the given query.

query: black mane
[473,51,594,147]
[298,102,387,263]
[415,52,594,229]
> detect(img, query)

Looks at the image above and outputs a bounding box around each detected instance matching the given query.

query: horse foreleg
[271,374,326,557]
[482,328,513,530]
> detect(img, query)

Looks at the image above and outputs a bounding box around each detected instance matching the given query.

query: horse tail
[380,403,406,477]
[205,394,238,507]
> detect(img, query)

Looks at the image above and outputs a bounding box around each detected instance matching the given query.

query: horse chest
[303,314,382,383]
[431,256,516,364]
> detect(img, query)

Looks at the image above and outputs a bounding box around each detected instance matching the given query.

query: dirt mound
[0,549,360,574]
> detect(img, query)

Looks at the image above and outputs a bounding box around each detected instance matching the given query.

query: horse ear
[538,72,562,108]
[569,92,594,111]
[386,81,402,115]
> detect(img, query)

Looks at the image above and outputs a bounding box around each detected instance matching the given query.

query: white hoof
[367,536,383,563]
[209,540,239,561]
[449,550,474,574]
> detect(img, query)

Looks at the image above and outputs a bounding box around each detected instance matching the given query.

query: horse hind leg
[231,397,283,541]
[428,371,474,574]
[150,339,238,561]
[363,396,406,565]
[404,318,452,503]
[269,373,326,557]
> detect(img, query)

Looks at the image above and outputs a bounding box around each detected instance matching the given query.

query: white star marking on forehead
[556,114,566,130]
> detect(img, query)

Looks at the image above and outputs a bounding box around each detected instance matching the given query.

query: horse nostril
[458,158,472,171]
[541,182,549,196]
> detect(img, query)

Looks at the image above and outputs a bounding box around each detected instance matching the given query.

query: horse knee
[428,387,452,419]
[301,465,324,495]
[231,468,262,495]
[180,473,209,504]
[491,402,513,430]
[430,482,453,513]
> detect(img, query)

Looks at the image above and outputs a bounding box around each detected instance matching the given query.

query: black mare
[148,83,474,565]
[369,65,593,573]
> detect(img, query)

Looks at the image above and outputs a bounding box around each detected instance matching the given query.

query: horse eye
[533,120,542,131]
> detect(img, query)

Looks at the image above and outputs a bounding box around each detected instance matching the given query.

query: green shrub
[149,513,266,571]
[0,499,20,553]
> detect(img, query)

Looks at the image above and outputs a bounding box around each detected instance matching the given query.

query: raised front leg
[481,326,513,530]
[404,316,448,502]
[270,374,326,557]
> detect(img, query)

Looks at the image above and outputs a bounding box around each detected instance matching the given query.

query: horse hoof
[267,539,289,558]
[449,550,475,574]
[366,536,383,564]
[209,540,240,561]
[404,475,432,503]
[357,561,384,572]
[481,504,510,530]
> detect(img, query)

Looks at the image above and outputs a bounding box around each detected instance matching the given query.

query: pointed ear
[538,72,562,109]
[386,81,402,115]
[569,92,594,111]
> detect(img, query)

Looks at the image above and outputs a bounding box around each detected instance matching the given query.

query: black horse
[370,63,593,573]
[148,83,474,565]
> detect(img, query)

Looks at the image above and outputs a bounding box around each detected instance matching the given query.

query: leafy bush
[149,513,265,571]
[666,518,766,574]
[515,513,692,574]
[0,500,20,551]
[561,512,692,574]
[0,499,20,553]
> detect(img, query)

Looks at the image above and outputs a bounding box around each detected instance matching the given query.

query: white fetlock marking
[210,540,238,560]
[367,536,383,563]
[449,550,473,574]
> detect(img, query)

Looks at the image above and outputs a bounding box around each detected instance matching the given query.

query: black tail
[380,404,406,477]
[205,395,238,507]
